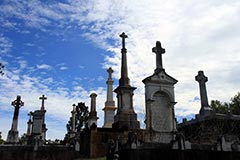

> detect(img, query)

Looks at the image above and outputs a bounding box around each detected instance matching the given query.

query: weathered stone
[7,95,24,143]
[88,93,99,127]
[39,95,47,141]
[113,32,139,130]
[103,67,116,128]
[143,41,177,143]
[195,71,214,116]
[32,110,44,136]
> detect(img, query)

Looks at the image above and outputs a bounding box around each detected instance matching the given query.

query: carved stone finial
[107,67,113,79]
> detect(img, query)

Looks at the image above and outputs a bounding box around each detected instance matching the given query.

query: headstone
[195,71,214,116]
[32,110,44,137]
[143,41,177,143]
[113,32,140,130]
[7,95,24,143]
[103,67,116,128]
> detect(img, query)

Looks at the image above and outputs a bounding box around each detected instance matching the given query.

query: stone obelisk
[88,93,99,127]
[195,71,214,116]
[102,67,116,128]
[7,95,24,143]
[112,32,140,130]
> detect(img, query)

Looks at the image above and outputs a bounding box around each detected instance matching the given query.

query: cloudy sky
[0,0,240,140]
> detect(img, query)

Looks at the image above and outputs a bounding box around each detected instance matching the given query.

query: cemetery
[1,33,240,160]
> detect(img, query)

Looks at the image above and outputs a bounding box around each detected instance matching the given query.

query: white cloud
[0,34,12,55]
[36,64,52,70]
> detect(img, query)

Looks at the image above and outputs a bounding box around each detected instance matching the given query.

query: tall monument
[102,67,116,128]
[88,93,99,127]
[112,32,140,130]
[195,71,214,116]
[7,95,24,143]
[39,95,47,141]
[143,41,178,143]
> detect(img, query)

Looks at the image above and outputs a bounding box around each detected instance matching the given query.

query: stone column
[195,71,214,116]
[88,93,99,127]
[71,104,76,132]
[103,67,116,128]
[7,95,24,143]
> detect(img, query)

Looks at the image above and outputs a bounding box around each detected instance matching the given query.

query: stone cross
[195,71,210,109]
[39,95,47,110]
[119,32,130,86]
[152,41,165,71]
[11,95,24,130]
[120,32,128,49]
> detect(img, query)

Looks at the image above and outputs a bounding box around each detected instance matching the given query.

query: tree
[229,92,240,115]
[210,100,229,114]
[0,132,4,144]
[66,102,89,133]
[0,63,4,76]
[210,92,240,115]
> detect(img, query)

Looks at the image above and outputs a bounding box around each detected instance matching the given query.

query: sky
[0,0,240,140]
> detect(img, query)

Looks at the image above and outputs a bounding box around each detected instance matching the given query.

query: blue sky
[1,0,240,140]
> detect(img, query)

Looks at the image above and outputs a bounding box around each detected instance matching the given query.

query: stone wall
[119,149,240,160]
[0,145,81,160]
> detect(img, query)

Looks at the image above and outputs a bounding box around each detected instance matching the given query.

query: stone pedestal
[6,130,19,143]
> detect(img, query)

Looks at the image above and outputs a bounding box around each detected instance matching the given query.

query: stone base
[102,122,113,128]
[145,131,175,144]
[113,111,140,129]
[7,130,19,143]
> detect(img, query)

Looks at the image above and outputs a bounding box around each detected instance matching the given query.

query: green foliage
[210,100,229,114]
[210,92,240,115]
[0,132,5,144]
[66,102,89,133]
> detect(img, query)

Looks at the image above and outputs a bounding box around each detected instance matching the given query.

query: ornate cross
[11,95,24,108]
[39,95,47,110]
[120,32,128,49]
[195,71,208,84]
[152,41,165,70]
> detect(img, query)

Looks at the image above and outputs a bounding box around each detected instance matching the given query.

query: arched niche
[151,91,173,132]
